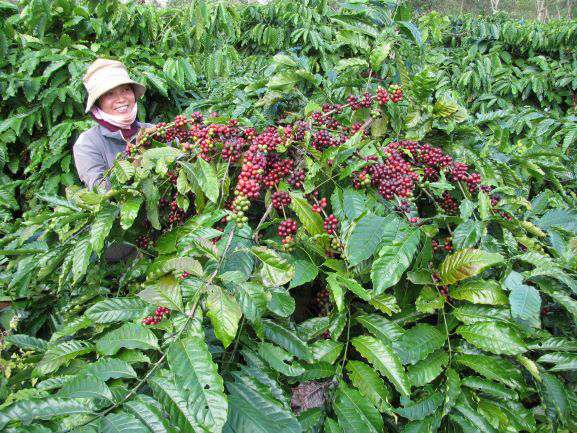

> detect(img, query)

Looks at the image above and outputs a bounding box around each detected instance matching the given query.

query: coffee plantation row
[1,1,577,432]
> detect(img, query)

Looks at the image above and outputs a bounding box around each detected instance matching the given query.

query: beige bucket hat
[83,59,146,113]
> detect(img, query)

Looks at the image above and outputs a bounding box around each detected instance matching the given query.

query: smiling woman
[73,59,152,192]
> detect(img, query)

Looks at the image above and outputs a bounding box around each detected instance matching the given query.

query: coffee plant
[1,1,577,432]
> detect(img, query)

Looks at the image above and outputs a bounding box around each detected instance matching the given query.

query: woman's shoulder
[73,125,102,149]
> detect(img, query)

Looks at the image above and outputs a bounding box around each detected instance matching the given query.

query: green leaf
[0,398,93,430]
[5,334,48,352]
[439,249,504,285]
[149,371,200,433]
[452,304,511,324]
[125,394,179,433]
[449,280,508,305]
[96,322,158,356]
[369,293,400,315]
[333,384,383,433]
[456,321,527,355]
[141,177,161,230]
[236,281,268,332]
[453,220,483,250]
[541,372,569,425]
[407,349,449,387]
[225,381,301,433]
[58,373,113,401]
[206,285,242,348]
[219,223,254,281]
[72,236,92,284]
[120,196,143,229]
[415,286,445,313]
[34,340,94,376]
[113,160,135,183]
[443,368,461,417]
[90,203,118,254]
[167,336,227,433]
[371,228,420,294]
[343,189,366,221]
[311,340,343,364]
[289,260,318,289]
[138,275,183,312]
[324,418,344,433]
[85,298,148,323]
[84,358,137,381]
[539,287,577,323]
[101,411,149,433]
[396,392,443,421]
[262,319,313,362]
[289,193,324,236]
[355,313,404,344]
[258,342,305,377]
[351,335,411,396]
[392,323,445,365]
[454,395,499,433]
[326,273,344,312]
[461,376,517,400]
[253,247,295,287]
[454,354,525,390]
[537,209,577,234]
[346,361,391,413]
[267,287,295,317]
[504,271,541,327]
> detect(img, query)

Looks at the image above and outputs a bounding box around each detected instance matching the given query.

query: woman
[73,58,151,191]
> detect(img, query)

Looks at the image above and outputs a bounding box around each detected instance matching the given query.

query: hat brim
[84,78,146,113]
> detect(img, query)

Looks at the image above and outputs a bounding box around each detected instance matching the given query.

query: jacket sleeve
[73,134,110,192]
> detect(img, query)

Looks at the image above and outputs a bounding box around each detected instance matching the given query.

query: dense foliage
[1,1,577,432]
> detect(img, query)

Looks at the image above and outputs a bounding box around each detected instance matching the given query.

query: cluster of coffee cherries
[315,288,331,317]
[312,197,328,213]
[136,235,151,249]
[142,306,171,326]
[179,271,190,281]
[324,214,339,234]
[432,237,453,252]
[272,191,291,209]
[389,84,403,103]
[278,219,298,237]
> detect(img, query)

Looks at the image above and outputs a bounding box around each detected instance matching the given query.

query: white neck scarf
[92,103,138,129]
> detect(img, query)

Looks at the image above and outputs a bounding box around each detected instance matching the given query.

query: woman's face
[97,84,135,115]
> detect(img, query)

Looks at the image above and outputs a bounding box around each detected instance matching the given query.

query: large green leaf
[342,188,366,221]
[101,411,150,433]
[34,340,94,376]
[449,280,508,305]
[149,371,200,433]
[504,271,541,327]
[72,236,92,284]
[219,223,254,281]
[439,249,504,285]
[120,196,143,229]
[84,358,137,381]
[371,228,420,294]
[125,394,179,433]
[311,340,343,364]
[396,392,444,421]
[457,321,527,355]
[96,322,159,356]
[346,213,387,265]
[346,361,391,413]
[138,275,184,313]
[407,349,449,387]
[167,336,227,433]
[355,313,404,344]
[85,298,148,323]
[454,395,499,433]
[253,247,295,287]
[90,203,118,254]
[5,334,48,352]
[258,342,305,376]
[58,373,113,401]
[392,323,445,365]
[461,376,518,400]
[454,354,525,390]
[289,193,324,236]
[333,384,383,433]
[141,176,161,230]
[538,352,577,371]
[262,319,313,362]
[541,372,569,425]
[326,272,344,312]
[181,158,219,203]
[0,398,93,430]
[206,285,242,348]
[452,220,483,250]
[225,381,301,433]
[351,335,411,396]
[289,260,318,289]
